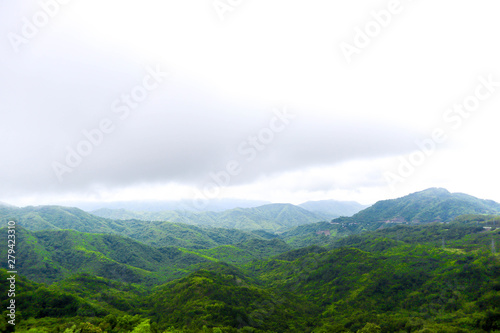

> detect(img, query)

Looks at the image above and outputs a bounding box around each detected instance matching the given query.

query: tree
[357,323,381,333]
[79,322,102,333]
[132,319,151,333]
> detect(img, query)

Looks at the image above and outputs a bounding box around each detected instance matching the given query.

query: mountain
[246,227,500,332]
[0,226,211,285]
[148,262,318,331]
[298,199,368,218]
[345,187,500,223]
[0,226,292,286]
[216,204,326,231]
[0,204,124,233]
[115,219,266,248]
[0,269,105,326]
[92,203,327,232]
[0,205,272,249]
[277,188,500,248]
[6,215,500,332]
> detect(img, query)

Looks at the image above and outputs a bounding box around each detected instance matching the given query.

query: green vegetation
[0,206,272,249]
[192,239,291,264]
[0,227,295,286]
[343,188,500,224]
[0,227,212,285]
[3,217,499,332]
[2,189,500,332]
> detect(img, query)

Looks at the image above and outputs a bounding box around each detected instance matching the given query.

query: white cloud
[1,0,500,207]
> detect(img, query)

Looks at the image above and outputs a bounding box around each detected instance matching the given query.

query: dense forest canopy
[1,188,499,332]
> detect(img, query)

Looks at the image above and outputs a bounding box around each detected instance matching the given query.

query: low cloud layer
[0,75,422,196]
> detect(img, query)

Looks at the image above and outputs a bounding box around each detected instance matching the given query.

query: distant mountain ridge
[3,188,499,249]
[1,199,364,232]
[92,203,327,232]
[0,204,269,248]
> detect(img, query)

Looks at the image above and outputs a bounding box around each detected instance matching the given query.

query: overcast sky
[1,0,500,208]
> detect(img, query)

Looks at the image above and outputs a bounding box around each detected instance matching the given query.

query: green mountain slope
[276,188,500,248]
[0,205,125,233]
[193,238,292,264]
[0,227,210,285]
[347,187,500,223]
[0,269,105,328]
[120,219,266,249]
[246,226,500,332]
[6,218,500,332]
[51,273,149,315]
[148,262,318,332]
[0,226,294,287]
[217,204,325,231]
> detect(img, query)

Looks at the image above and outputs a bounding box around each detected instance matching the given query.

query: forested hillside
[1,215,498,332]
[0,227,294,286]
[344,188,500,223]
[1,189,500,332]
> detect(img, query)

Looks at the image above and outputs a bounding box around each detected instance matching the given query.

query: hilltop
[346,187,500,223]
[279,188,500,247]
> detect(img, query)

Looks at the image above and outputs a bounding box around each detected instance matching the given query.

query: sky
[1,0,500,209]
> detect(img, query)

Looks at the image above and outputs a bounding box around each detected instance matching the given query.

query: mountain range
[1,188,499,247]
[1,188,500,331]
[91,203,328,232]
[278,188,500,247]
[1,209,498,332]
[89,200,368,230]
[0,226,292,286]
[1,200,367,234]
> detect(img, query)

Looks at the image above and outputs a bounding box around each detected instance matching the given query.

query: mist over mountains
[298,199,368,217]
[1,188,499,235]
[89,200,368,231]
